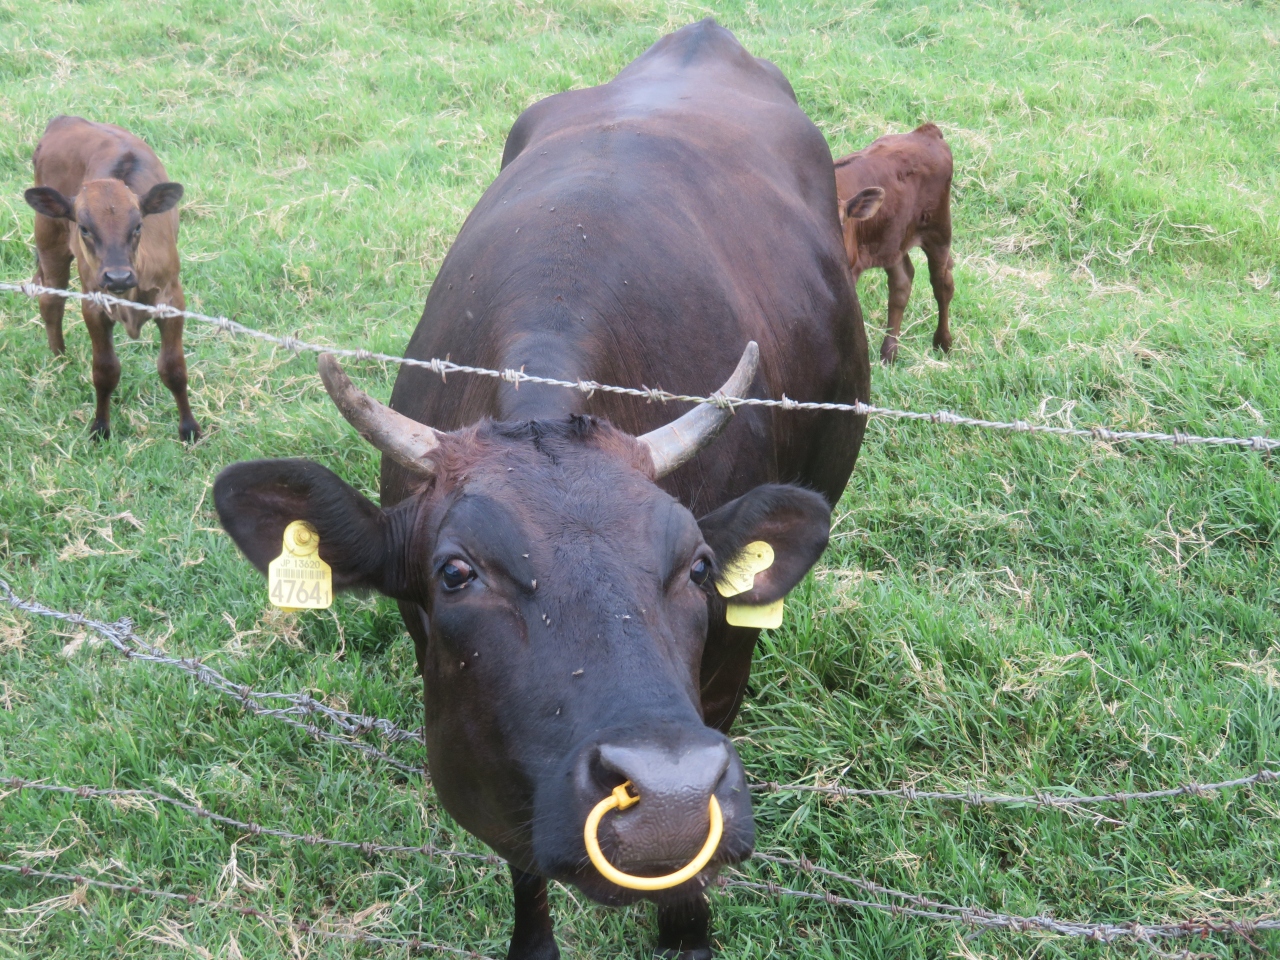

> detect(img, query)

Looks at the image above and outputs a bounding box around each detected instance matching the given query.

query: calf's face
[25,178,183,293]
[214,416,831,904]
[838,185,885,271]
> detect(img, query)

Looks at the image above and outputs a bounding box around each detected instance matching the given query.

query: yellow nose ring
[583,780,723,891]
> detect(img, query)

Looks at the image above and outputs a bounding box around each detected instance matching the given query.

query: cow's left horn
[638,341,759,479]
[318,354,443,477]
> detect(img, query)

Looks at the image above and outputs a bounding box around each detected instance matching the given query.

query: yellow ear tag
[716,541,775,598]
[268,521,333,612]
[717,541,785,629]
[725,598,785,629]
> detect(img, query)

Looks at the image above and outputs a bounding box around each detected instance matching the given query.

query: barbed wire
[10,580,1278,810]
[750,768,1280,807]
[3,281,1275,454]
[719,870,1280,944]
[0,862,496,958]
[6,777,1276,949]
[0,578,425,778]
[0,777,492,865]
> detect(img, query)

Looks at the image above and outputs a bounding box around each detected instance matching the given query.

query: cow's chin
[548,851,752,907]
[532,815,756,907]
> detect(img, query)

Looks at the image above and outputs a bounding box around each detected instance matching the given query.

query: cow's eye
[440,558,475,591]
[131,224,142,239]
[690,557,712,586]
[78,225,90,238]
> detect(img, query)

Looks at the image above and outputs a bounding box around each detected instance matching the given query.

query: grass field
[2,0,1279,957]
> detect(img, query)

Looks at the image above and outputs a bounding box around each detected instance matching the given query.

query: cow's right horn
[318,354,443,477]
[638,341,759,478]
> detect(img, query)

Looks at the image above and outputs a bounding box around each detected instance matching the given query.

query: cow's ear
[213,459,413,600]
[25,187,75,220]
[697,485,831,604]
[139,182,183,216]
[843,186,884,222]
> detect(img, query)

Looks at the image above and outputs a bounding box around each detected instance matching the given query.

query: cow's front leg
[153,285,200,441]
[33,226,72,355]
[655,893,712,959]
[880,253,914,365]
[82,299,120,439]
[507,866,559,960]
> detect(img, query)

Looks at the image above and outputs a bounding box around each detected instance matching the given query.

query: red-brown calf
[24,115,199,440]
[835,122,955,364]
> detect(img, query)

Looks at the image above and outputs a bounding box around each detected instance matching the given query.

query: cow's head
[838,185,885,271]
[25,178,183,293]
[213,345,832,904]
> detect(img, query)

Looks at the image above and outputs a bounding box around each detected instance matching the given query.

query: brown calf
[24,115,199,440]
[835,122,955,364]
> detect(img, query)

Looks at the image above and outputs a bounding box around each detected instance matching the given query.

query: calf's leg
[155,298,200,441]
[33,219,71,355]
[655,894,712,960]
[880,253,914,364]
[83,301,120,439]
[507,866,559,960]
[925,240,955,353]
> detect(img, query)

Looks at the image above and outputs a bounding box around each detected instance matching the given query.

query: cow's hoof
[89,421,111,441]
[507,938,559,960]
[655,949,712,960]
[879,337,899,365]
[934,332,952,353]
[179,420,202,443]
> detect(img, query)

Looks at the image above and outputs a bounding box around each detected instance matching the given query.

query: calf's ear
[213,459,413,600]
[843,186,884,222]
[697,485,831,605]
[25,187,75,220]
[139,182,183,216]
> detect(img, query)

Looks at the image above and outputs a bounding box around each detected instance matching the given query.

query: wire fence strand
[0,862,496,958]
[3,280,1275,454]
[719,872,1280,944]
[750,769,1280,807]
[5,778,1276,949]
[0,778,492,865]
[0,578,425,778]
[9,581,1278,810]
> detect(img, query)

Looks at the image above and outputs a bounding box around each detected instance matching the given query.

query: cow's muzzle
[540,724,754,902]
[101,269,137,293]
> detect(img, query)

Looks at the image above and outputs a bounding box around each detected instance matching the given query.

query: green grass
[1,0,1278,957]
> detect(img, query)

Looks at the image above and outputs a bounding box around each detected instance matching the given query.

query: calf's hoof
[89,420,111,441]
[179,419,202,443]
[655,949,712,960]
[879,336,899,365]
[934,331,952,353]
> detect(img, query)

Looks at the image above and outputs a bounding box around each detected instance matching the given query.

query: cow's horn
[318,354,443,477]
[638,341,759,479]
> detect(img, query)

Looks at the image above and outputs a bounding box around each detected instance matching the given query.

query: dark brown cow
[835,122,955,364]
[24,115,198,440]
[214,19,868,960]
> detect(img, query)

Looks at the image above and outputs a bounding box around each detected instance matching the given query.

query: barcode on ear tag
[716,541,775,598]
[268,521,333,611]
[725,598,784,629]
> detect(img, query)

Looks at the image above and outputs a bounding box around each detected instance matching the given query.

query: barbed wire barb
[3,281,1275,454]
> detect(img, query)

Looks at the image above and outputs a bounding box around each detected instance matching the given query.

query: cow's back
[385,19,868,516]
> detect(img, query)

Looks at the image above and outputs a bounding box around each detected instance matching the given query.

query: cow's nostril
[102,270,136,291]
